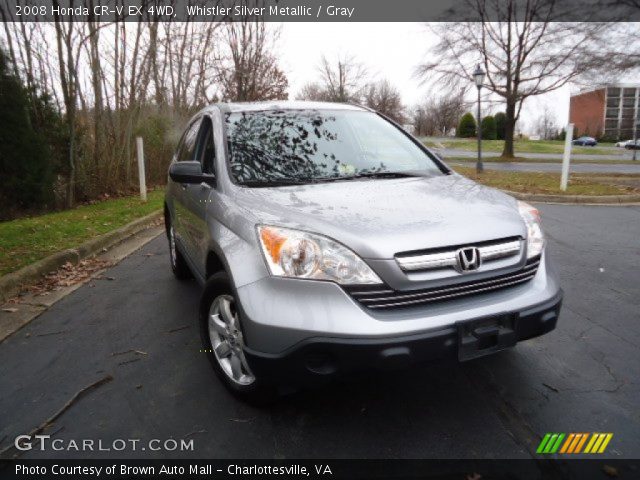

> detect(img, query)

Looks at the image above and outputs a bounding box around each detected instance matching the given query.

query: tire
[199,272,275,404]
[166,215,193,280]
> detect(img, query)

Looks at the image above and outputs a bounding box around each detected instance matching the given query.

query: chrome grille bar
[358,262,538,304]
[396,238,522,272]
[478,240,521,261]
[346,256,540,310]
[366,275,535,309]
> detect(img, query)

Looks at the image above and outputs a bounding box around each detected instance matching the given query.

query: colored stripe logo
[537,433,613,454]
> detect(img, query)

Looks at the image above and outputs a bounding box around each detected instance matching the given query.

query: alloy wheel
[208,294,256,386]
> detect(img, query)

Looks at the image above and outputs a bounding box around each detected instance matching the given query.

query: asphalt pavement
[1,205,639,460]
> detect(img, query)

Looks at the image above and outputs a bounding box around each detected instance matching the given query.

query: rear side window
[177,119,201,162]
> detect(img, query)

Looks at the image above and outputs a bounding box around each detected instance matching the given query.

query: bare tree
[534,105,558,140]
[412,91,469,136]
[216,21,288,102]
[316,54,367,103]
[363,79,405,122]
[589,22,640,75]
[417,1,611,158]
[412,104,437,137]
[51,0,86,206]
[296,55,367,103]
[296,82,331,101]
[0,15,227,206]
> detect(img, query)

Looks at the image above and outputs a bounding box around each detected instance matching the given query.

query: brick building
[569,84,639,140]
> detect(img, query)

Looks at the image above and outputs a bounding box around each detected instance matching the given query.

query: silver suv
[164,101,562,401]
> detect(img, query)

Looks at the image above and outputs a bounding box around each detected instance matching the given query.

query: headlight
[257,225,382,284]
[518,201,545,258]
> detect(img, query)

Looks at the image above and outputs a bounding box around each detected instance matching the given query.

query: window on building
[607,98,620,109]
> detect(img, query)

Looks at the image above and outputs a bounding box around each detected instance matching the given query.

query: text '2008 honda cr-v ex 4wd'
[164,101,562,402]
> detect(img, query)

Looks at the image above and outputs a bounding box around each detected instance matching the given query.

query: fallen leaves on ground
[25,259,113,296]
[150,217,164,227]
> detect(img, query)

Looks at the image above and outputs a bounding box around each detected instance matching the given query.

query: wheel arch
[206,248,226,279]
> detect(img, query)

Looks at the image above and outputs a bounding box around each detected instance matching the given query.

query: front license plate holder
[457,314,517,361]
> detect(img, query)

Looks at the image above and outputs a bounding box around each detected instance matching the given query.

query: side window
[177,119,201,162]
[195,117,216,175]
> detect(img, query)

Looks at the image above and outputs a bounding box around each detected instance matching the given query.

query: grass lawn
[424,138,617,156]
[0,190,164,276]
[454,166,640,196]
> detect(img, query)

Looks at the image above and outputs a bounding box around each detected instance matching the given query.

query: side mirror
[169,161,214,186]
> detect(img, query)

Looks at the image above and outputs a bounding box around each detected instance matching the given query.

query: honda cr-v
[164,102,562,401]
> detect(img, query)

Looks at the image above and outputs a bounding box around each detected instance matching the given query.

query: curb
[0,210,163,304]
[503,191,640,204]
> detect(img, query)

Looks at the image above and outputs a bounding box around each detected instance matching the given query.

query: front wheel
[199,272,275,404]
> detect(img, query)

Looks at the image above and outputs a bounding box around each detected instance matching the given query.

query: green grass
[424,138,617,156]
[453,166,639,196]
[0,190,164,276]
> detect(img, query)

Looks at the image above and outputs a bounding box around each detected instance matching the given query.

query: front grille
[346,256,541,310]
[396,236,522,272]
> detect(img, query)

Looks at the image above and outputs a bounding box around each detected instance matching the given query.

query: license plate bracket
[457,314,517,361]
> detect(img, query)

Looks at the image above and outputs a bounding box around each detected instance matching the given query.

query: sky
[278,22,572,135]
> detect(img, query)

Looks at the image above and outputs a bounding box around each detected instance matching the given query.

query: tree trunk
[66,122,75,208]
[501,98,517,159]
[88,17,103,196]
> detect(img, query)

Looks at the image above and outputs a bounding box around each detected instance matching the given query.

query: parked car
[624,140,640,150]
[164,102,562,402]
[572,136,597,146]
[615,139,633,148]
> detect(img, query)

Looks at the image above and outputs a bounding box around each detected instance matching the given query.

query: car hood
[230,174,526,259]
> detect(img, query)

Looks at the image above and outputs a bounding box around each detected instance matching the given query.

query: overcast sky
[278,22,572,134]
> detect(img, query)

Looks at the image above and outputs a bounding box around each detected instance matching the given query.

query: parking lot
[1,204,638,460]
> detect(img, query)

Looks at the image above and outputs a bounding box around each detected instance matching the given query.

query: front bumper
[237,251,561,354]
[244,290,562,385]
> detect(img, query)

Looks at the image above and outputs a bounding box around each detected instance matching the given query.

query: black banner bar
[0,0,639,22]
[2,459,640,479]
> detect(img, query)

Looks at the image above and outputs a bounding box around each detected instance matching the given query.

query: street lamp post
[473,64,486,173]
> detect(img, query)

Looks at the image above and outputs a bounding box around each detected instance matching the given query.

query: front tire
[199,272,275,404]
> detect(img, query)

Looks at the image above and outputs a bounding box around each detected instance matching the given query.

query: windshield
[224,109,444,186]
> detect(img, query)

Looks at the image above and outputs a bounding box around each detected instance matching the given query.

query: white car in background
[615,139,634,148]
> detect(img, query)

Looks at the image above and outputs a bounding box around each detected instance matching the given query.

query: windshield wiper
[239,178,318,188]
[322,171,422,182]
[240,170,432,187]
